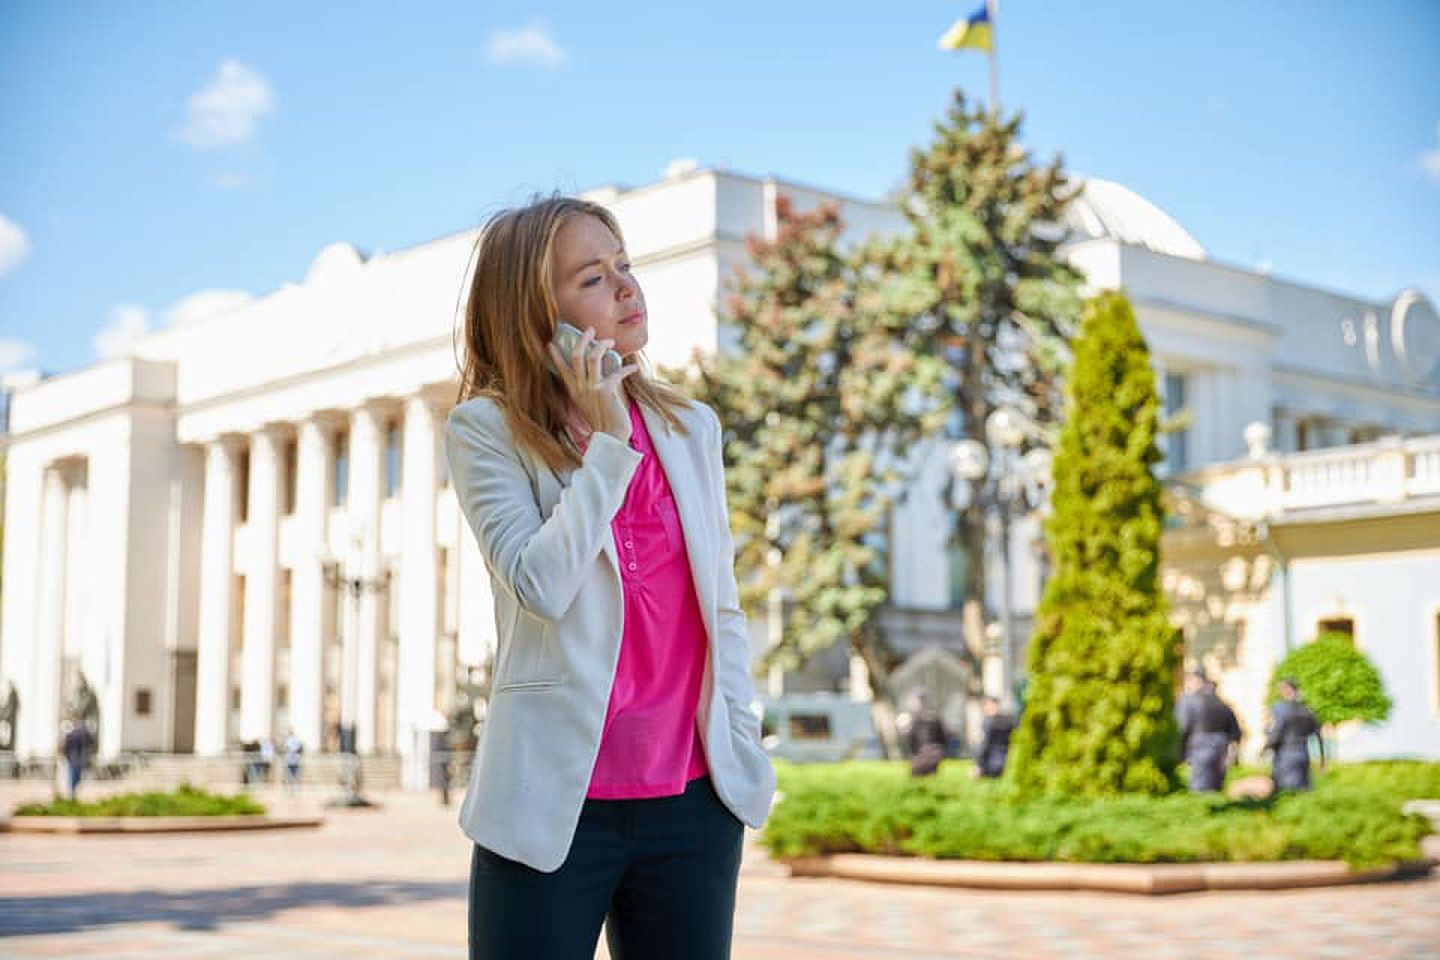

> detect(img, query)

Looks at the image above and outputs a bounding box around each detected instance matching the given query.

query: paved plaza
[1,781,1437,960]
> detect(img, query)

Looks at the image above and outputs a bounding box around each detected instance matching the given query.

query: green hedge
[13,783,266,818]
[762,761,1437,869]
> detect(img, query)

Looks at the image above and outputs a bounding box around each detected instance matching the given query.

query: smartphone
[551,321,623,378]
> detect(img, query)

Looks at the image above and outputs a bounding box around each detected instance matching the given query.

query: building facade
[2,165,1438,780]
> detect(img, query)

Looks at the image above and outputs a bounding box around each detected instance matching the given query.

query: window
[278,570,293,648]
[134,688,152,717]
[232,575,246,652]
[1163,372,1190,473]
[1317,617,1355,642]
[236,449,251,522]
[788,713,832,741]
[283,439,298,516]
[333,431,349,506]
[384,419,403,498]
[1435,613,1439,710]
[947,542,970,609]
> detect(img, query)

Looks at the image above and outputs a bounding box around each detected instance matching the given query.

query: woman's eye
[581,275,602,288]
[619,261,632,273]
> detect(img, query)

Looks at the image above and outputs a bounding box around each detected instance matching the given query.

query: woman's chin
[619,331,648,357]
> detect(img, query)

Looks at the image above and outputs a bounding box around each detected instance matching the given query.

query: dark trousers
[468,776,743,960]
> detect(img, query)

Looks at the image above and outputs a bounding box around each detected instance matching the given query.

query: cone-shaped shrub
[1008,291,1181,796]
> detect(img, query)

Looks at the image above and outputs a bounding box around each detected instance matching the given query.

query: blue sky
[1,1,1437,379]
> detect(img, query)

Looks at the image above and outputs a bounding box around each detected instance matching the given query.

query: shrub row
[761,761,1436,869]
[14,783,266,818]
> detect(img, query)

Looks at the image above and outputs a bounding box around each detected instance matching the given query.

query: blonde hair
[456,195,691,470]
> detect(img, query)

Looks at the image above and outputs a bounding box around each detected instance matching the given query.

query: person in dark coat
[974,696,1016,779]
[1265,677,1323,791]
[61,721,96,801]
[1175,668,1242,792]
[905,690,948,777]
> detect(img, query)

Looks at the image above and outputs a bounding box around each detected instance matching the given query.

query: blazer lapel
[641,405,717,621]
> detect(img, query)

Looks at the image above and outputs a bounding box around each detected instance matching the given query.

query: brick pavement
[1,781,1436,959]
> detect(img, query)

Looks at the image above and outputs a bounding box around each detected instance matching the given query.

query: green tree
[1007,291,1181,796]
[1269,632,1393,728]
[679,198,947,754]
[871,89,1083,678]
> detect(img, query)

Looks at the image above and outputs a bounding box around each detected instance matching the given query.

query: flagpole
[988,0,1001,116]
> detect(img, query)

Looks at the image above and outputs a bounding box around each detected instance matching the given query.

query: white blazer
[443,394,777,872]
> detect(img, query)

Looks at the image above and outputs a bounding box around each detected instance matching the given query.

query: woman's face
[549,214,648,357]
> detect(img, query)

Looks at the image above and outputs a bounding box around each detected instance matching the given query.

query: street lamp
[948,406,1052,708]
[318,533,388,809]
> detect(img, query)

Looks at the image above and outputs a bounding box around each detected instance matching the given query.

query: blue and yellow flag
[938,3,993,52]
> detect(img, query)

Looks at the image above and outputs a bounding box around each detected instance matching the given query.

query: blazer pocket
[494,617,559,691]
[494,679,560,694]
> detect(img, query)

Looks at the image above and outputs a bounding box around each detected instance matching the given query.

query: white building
[1165,433,1440,760]
[2,164,1437,779]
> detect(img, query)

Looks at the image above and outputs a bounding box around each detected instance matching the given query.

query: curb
[3,814,324,834]
[785,853,1436,895]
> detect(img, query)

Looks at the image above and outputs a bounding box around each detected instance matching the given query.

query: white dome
[1064,178,1206,261]
[305,242,367,284]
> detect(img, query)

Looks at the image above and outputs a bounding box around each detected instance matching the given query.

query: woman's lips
[619,311,645,325]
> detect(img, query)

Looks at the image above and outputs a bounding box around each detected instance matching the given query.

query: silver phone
[551,321,623,377]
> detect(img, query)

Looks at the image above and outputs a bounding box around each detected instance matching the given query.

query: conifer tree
[1007,291,1182,796]
[680,198,946,750]
[872,90,1083,679]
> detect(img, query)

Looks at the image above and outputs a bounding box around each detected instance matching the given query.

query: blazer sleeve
[700,403,762,713]
[444,400,642,623]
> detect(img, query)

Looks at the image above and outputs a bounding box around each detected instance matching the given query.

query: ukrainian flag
[938,3,993,52]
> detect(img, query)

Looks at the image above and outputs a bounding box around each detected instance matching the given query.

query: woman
[445,195,776,960]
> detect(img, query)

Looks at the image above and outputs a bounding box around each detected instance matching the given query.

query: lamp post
[319,533,388,809]
[948,406,1051,708]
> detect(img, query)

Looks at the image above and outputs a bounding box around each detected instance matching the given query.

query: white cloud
[0,337,36,372]
[164,289,252,326]
[178,60,275,150]
[92,290,253,360]
[0,214,31,276]
[93,304,151,359]
[487,25,565,68]
[1422,122,1440,183]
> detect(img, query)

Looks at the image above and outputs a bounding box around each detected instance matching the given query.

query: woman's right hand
[547,325,639,444]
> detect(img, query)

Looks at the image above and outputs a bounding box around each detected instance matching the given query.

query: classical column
[0,461,42,756]
[31,466,69,759]
[348,402,386,754]
[398,393,441,787]
[195,439,238,755]
[289,417,334,751]
[240,427,283,743]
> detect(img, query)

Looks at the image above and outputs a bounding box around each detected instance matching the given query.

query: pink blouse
[585,402,711,799]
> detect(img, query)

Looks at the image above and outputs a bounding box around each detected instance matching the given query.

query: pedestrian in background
[60,720,95,801]
[283,730,304,794]
[1266,677,1324,791]
[1176,667,1242,792]
[446,195,776,960]
[905,689,948,777]
[974,696,1016,779]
